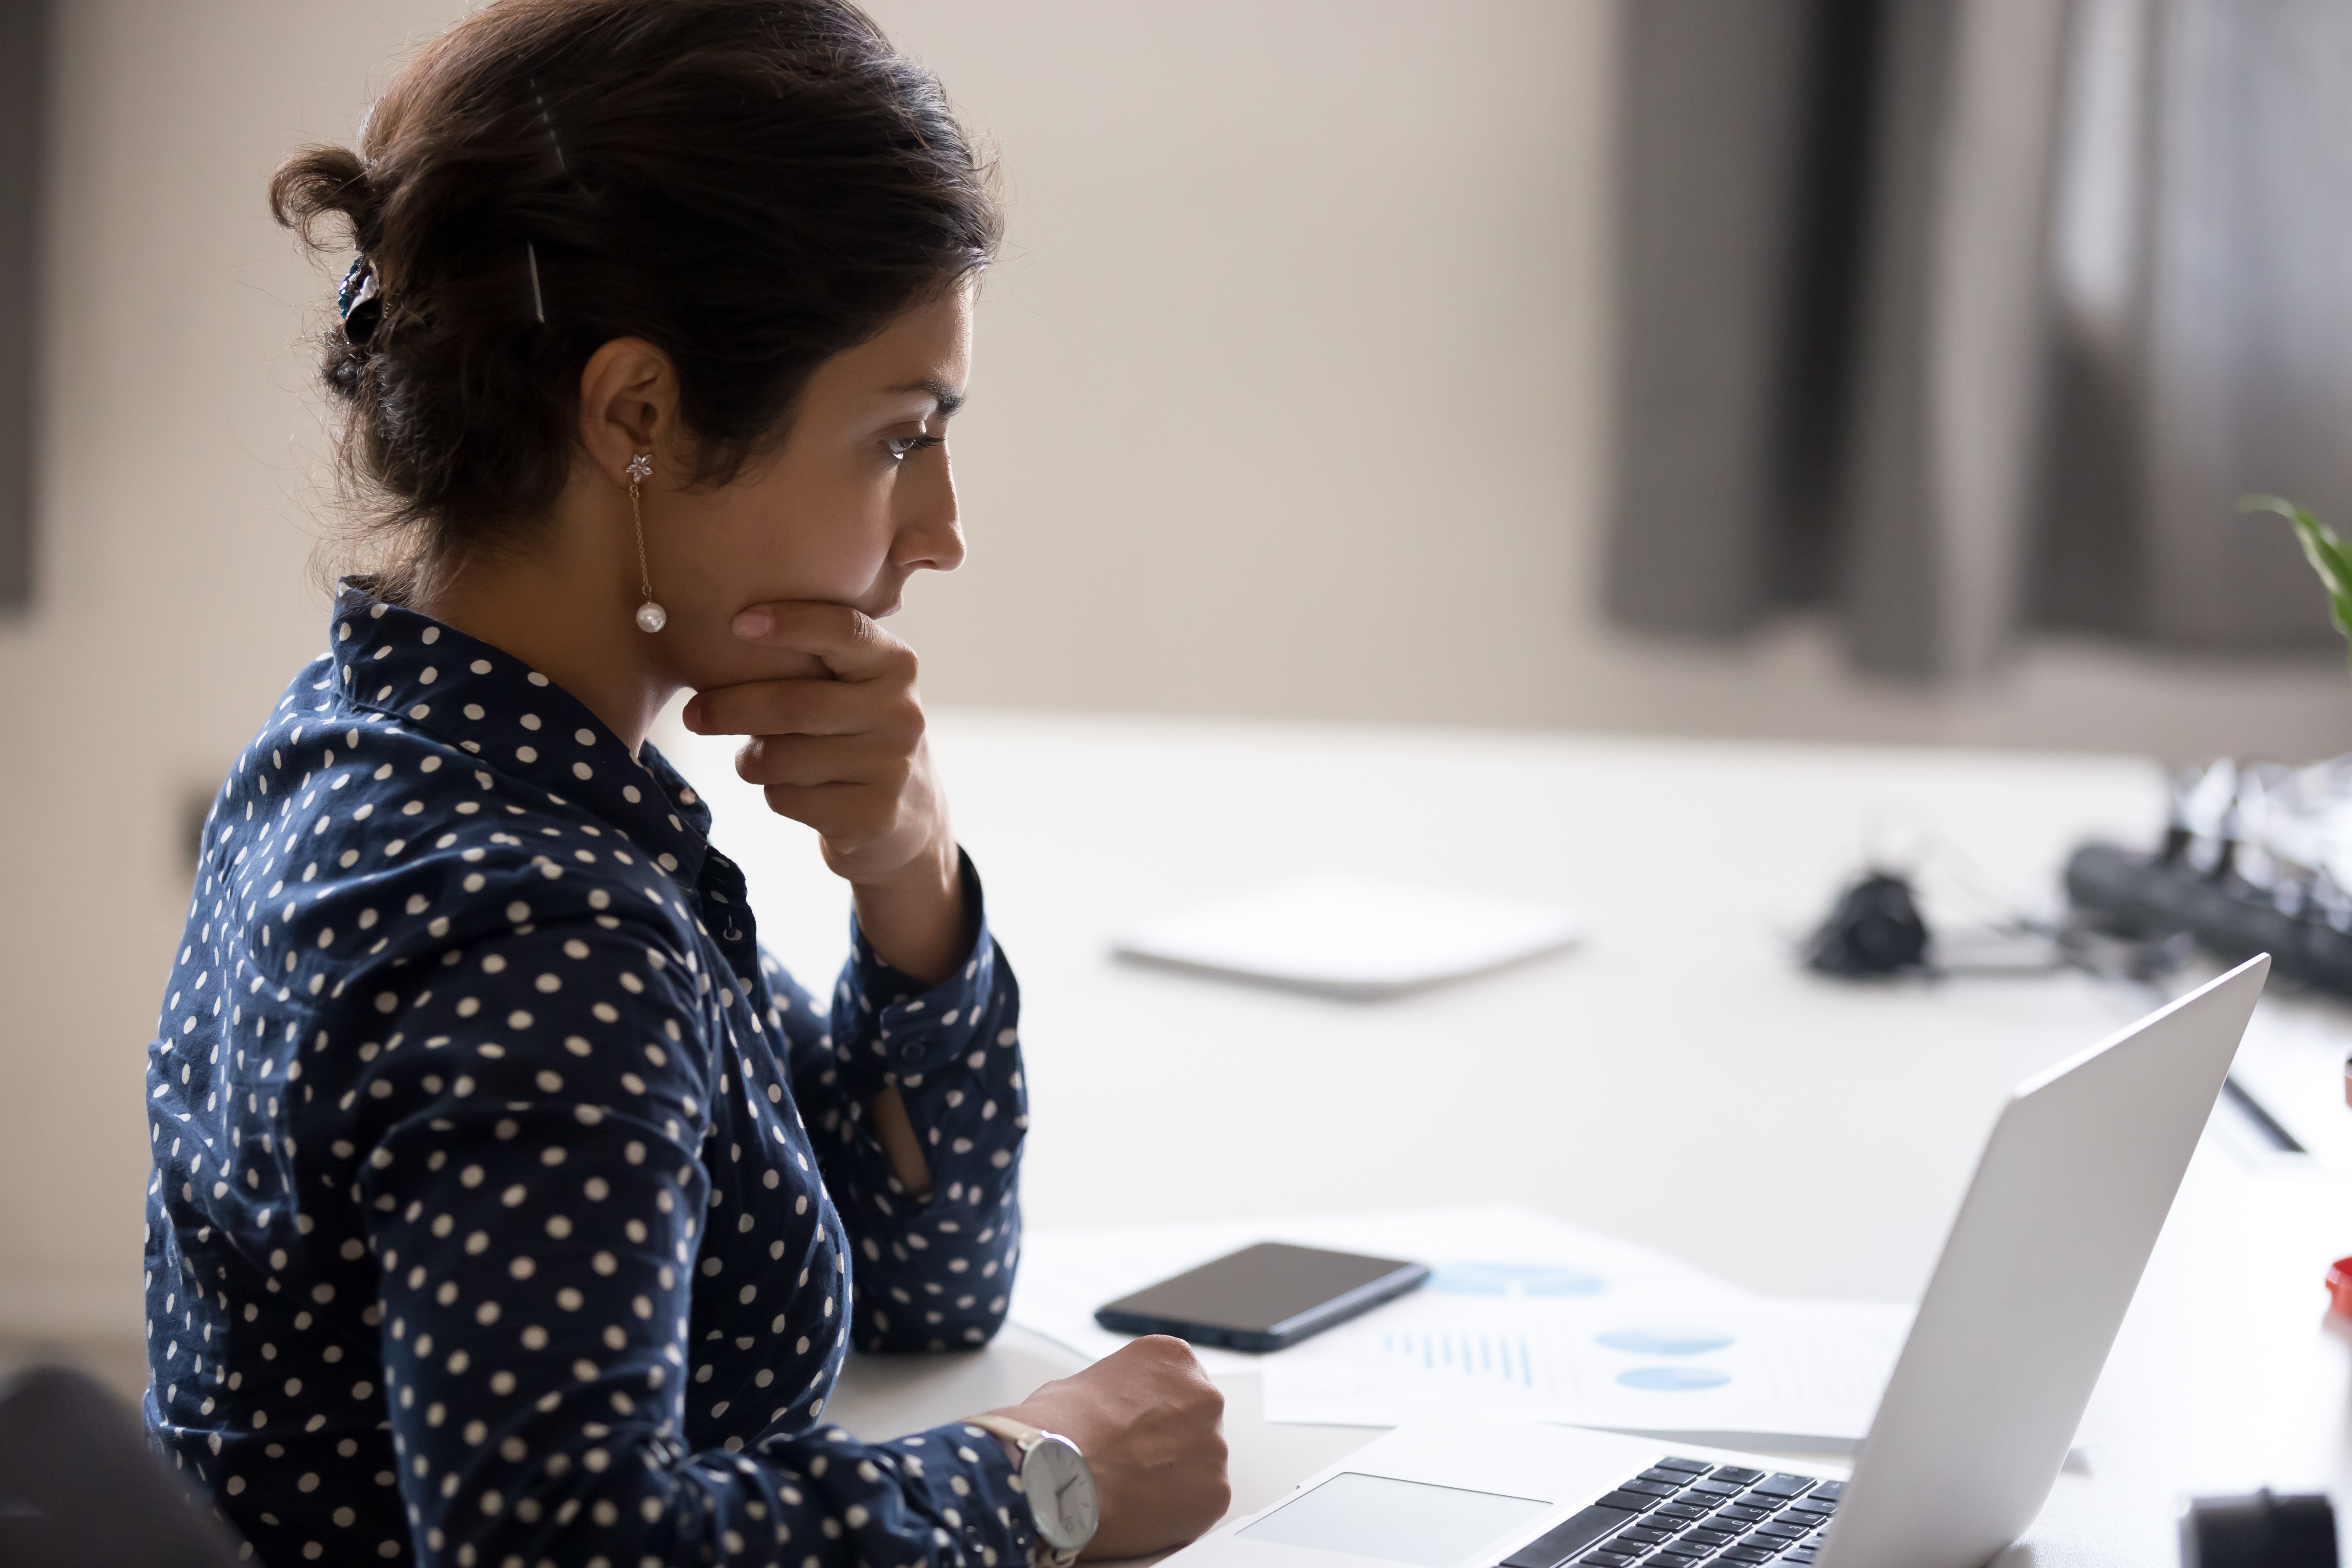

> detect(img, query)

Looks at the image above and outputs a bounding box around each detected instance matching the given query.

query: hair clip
[337,255,383,347]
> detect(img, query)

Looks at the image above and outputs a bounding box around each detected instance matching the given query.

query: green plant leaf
[2242,493,2352,671]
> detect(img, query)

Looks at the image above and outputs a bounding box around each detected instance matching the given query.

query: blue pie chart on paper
[1595,1326,1737,1356]
[1427,1263,1608,1297]
[1617,1365,1734,1392]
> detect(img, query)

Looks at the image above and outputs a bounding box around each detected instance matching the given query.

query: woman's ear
[577,338,680,487]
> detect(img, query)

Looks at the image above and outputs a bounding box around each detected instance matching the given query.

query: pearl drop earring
[626,452,665,633]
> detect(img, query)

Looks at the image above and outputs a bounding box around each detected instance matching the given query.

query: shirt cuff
[843,848,1007,1083]
[919,1418,1033,1560]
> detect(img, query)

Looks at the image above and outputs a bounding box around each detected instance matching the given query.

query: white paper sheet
[1008,1205,1752,1377]
[1008,1205,1911,1443]
[1109,875,1582,998]
[1260,1289,1913,1443]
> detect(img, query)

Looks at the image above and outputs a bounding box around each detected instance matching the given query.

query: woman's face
[645,285,974,690]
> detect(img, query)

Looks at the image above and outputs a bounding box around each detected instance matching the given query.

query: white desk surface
[658,709,2352,1567]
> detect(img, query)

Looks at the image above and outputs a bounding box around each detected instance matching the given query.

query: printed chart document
[1009,1206,1910,1443]
[1260,1289,1911,1444]
[1110,875,1583,999]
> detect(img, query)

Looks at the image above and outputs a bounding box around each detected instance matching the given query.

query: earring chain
[630,479,654,603]
[626,452,655,602]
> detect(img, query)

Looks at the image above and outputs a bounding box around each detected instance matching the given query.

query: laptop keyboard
[1497,1458,1842,1568]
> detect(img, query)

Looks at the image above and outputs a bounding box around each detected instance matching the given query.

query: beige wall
[4,0,2350,1346]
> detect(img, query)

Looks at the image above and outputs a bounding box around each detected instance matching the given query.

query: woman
[141,3,1227,1563]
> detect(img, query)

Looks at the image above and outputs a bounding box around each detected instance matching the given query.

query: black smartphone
[1093,1242,1431,1352]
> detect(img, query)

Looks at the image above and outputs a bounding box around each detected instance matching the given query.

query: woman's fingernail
[732,609,772,640]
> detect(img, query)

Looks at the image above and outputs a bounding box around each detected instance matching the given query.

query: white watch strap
[963,1413,1045,1451]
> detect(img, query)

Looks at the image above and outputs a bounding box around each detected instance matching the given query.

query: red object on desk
[2328,1257,2352,1319]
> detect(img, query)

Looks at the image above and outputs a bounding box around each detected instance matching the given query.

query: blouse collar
[327,579,714,890]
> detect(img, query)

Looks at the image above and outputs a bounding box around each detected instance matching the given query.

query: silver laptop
[1166,955,2269,1568]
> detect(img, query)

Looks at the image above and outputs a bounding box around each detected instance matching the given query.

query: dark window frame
[0,0,47,614]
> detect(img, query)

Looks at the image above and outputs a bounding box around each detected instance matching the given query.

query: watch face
[1024,1435,1099,1552]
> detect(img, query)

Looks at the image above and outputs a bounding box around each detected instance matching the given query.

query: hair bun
[268,144,379,251]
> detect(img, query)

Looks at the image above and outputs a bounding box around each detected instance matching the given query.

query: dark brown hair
[271,0,999,599]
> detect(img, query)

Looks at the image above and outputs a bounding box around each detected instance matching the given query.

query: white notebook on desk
[1112,873,1583,1000]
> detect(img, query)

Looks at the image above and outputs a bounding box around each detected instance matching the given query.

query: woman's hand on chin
[681,600,966,981]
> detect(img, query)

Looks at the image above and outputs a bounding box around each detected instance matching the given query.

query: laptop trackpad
[1237,1473,1553,1565]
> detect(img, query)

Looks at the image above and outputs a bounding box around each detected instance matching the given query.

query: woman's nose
[895,459,967,574]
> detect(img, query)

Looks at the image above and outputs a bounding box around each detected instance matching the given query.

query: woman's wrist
[848,835,967,984]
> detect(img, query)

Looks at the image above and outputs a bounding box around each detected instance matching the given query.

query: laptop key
[1712,1467,1766,1485]
[1654,1503,1711,1522]
[1596,1491,1665,1513]
[1679,1528,1736,1547]
[1750,1522,1810,1541]
[1655,1457,1713,1475]
[1620,1479,1682,1499]
[1648,1552,1709,1566]
[1617,1526,1672,1545]
[1749,1475,1815,1499]
[1807,1482,1845,1503]
[1687,1479,1746,1498]
[1638,1468,1700,1488]
[1715,1505,1770,1522]
[1574,1554,1639,1568]
[1501,1504,1646,1568]
[1720,1550,1779,1565]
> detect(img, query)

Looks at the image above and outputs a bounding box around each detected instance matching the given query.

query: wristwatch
[962,1413,1099,1567]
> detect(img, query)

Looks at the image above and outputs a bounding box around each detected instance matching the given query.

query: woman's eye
[885,435,944,462]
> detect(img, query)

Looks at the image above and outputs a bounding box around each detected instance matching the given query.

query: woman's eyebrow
[885,377,964,419]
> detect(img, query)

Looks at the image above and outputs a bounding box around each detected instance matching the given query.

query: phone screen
[1094,1242,1430,1351]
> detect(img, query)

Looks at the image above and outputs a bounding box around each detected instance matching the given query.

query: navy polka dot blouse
[143,582,1037,1568]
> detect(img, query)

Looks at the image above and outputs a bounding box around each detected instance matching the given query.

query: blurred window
[0,0,43,614]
